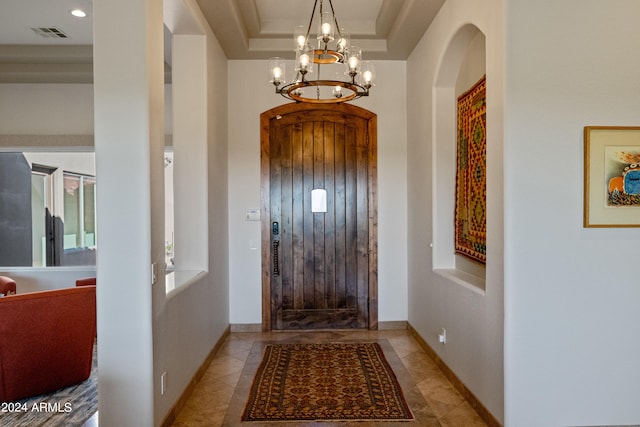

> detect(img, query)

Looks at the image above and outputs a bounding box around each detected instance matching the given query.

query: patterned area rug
[242,342,414,422]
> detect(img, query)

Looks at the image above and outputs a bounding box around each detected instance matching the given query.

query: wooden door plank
[367,115,379,330]
[334,125,347,310]
[355,120,370,328]
[344,125,358,310]
[270,126,284,329]
[260,118,273,331]
[302,121,315,310]
[324,123,337,309]
[280,125,294,312]
[292,123,305,311]
[282,308,359,329]
[313,121,326,309]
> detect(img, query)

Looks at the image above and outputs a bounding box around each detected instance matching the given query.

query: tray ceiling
[0,0,444,83]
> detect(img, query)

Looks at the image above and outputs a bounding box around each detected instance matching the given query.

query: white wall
[227,60,408,325]
[93,0,164,421]
[504,1,640,425]
[0,84,93,134]
[407,0,504,422]
[153,1,230,422]
[0,1,230,425]
[0,83,172,135]
[409,0,640,425]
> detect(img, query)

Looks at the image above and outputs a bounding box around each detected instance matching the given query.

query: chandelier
[268,0,375,104]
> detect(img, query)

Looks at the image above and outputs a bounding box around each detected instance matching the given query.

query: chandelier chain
[304,0,319,45]
[327,0,343,39]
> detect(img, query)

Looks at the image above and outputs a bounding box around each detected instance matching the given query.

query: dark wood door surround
[261,103,378,331]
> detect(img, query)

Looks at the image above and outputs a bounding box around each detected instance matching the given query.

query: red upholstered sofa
[0,276,17,296]
[0,286,96,402]
[75,277,96,287]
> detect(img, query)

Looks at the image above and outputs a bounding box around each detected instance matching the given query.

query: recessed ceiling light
[70,9,87,18]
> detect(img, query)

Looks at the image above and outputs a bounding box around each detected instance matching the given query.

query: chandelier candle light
[268,0,375,104]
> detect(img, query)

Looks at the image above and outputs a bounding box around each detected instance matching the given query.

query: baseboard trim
[230,323,262,332]
[160,325,231,427]
[378,320,408,330]
[407,323,502,427]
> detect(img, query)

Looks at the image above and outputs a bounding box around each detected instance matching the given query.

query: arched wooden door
[261,103,377,331]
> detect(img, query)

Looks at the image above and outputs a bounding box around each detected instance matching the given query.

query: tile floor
[170,329,488,427]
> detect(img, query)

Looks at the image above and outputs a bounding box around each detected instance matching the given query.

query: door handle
[272,221,279,235]
[272,240,280,276]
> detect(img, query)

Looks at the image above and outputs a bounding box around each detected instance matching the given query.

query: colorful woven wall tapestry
[455,76,487,263]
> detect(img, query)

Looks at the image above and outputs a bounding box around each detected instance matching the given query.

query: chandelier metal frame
[269,0,374,104]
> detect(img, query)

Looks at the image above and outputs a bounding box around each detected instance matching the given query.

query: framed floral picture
[584,126,640,227]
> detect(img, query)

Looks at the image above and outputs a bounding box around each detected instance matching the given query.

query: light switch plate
[245,209,261,221]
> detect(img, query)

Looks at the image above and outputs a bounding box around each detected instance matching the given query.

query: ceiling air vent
[31,27,69,39]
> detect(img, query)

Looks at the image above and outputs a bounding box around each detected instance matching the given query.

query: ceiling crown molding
[197,0,444,60]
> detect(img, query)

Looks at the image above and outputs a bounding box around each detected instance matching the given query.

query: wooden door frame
[260,102,378,331]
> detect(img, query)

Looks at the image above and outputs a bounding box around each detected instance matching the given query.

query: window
[0,151,96,267]
[63,172,97,250]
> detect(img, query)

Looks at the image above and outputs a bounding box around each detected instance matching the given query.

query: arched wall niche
[433,23,487,290]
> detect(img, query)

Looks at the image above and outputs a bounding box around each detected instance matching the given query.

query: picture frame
[584,126,640,227]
